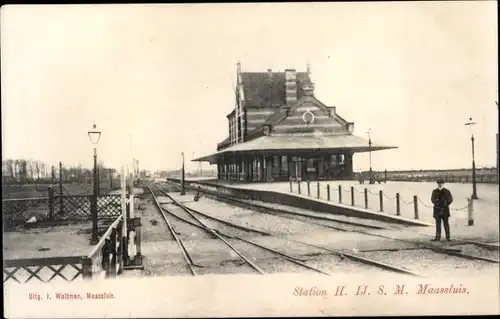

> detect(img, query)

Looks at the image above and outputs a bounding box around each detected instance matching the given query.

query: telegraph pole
[180,152,185,195]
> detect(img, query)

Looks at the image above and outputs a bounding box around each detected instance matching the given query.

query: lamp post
[367,128,373,184]
[465,118,478,200]
[180,152,186,195]
[88,122,101,245]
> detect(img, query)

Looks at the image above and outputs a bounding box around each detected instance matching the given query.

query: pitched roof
[194,134,398,164]
[240,72,311,108]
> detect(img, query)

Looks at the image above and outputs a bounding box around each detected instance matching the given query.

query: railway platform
[169,192,499,249]
[184,178,499,244]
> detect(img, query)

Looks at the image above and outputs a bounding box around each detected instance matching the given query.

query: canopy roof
[193,134,397,164]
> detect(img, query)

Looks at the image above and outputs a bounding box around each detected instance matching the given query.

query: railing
[3,194,122,230]
[379,168,498,184]
[290,180,475,222]
[87,215,126,279]
[4,196,143,284]
[3,256,92,284]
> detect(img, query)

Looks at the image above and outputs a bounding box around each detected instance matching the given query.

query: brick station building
[193,62,397,182]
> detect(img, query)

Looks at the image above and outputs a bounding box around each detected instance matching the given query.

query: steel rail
[166,182,499,264]
[156,183,424,276]
[148,185,198,276]
[154,185,265,275]
[156,200,309,265]
[156,186,336,274]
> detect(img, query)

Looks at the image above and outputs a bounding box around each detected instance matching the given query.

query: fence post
[379,190,384,212]
[413,195,419,219]
[468,198,474,226]
[103,240,111,277]
[110,227,117,277]
[396,193,401,216]
[59,162,63,215]
[289,179,293,193]
[364,188,368,209]
[109,169,113,189]
[327,185,330,201]
[317,181,320,199]
[122,233,128,270]
[81,257,93,280]
[307,181,311,197]
[126,195,130,220]
[134,218,143,266]
[351,186,355,206]
[298,180,301,194]
[48,187,54,220]
[338,185,342,203]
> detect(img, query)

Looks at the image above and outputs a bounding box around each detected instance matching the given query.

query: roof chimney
[237,61,241,74]
[285,68,297,105]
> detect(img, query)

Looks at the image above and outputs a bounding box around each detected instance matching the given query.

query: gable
[271,96,350,134]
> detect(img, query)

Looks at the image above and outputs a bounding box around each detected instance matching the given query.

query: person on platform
[430,178,454,241]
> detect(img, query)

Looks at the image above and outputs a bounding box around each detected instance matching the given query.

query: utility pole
[181,152,185,195]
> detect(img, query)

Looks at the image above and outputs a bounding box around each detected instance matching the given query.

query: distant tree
[19,159,27,184]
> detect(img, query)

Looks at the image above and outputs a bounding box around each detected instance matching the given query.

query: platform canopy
[193,134,397,165]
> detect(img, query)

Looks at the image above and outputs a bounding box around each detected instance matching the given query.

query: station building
[193,62,397,182]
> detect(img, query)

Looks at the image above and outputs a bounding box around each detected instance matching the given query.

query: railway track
[148,185,332,276]
[154,184,425,277]
[164,181,499,265]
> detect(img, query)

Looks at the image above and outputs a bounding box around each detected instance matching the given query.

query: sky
[1,2,498,173]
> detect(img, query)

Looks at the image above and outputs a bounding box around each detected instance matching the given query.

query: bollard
[317,181,320,199]
[364,188,368,209]
[379,190,383,212]
[396,193,401,216]
[327,185,331,201]
[307,181,311,197]
[338,185,342,203]
[413,195,419,219]
[298,180,301,194]
[468,198,474,226]
[351,186,355,206]
[289,180,293,193]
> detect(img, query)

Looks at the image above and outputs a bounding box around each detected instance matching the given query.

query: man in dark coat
[430,179,454,241]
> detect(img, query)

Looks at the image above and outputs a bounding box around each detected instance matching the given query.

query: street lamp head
[465,117,477,137]
[88,123,102,145]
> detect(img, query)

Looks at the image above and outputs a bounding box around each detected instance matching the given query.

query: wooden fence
[3,194,122,230]
[3,196,143,284]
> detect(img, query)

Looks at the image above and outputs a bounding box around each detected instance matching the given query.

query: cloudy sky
[1,2,498,172]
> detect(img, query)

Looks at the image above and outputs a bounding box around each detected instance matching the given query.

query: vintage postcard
[2,2,499,318]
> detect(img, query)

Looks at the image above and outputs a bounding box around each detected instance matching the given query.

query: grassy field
[2,182,121,199]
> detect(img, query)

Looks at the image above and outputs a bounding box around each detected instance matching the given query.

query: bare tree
[34,161,41,189]
[19,159,27,184]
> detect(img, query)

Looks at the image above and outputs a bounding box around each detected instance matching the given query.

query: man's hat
[437,178,445,184]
